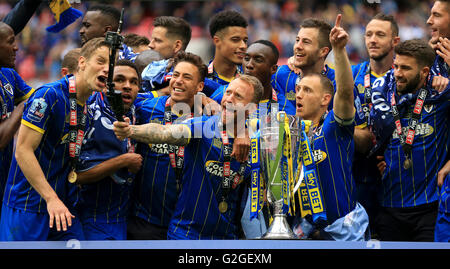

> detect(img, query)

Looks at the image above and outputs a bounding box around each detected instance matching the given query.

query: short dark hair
[153,16,192,50]
[87,4,121,31]
[371,13,399,37]
[172,51,207,82]
[208,10,248,37]
[300,19,332,52]
[116,59,141,83]
[62,48,81,74]
[252,40,279,65]
[394,39,436,69]
[124,33,150,48]
[298,73,334,96]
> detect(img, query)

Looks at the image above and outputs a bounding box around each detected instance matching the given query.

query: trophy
[259,111,302,239]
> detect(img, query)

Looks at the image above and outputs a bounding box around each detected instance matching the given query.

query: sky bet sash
[250,132,261,220]
[300,120,327,225]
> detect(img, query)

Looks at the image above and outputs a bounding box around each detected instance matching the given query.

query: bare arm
[114,117,191,146]
[330,14,355,122]
[15,123,74,231]
[0,100,25,149]
[76,153,143,184]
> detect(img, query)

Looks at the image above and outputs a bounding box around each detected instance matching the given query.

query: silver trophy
[260,111,302,239]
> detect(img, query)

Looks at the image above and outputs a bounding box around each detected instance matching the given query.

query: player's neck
[301,60,325,77]
[370,54,393,76]
[74,73,92,104]
[213,55,238,79]
[263,84,273,100]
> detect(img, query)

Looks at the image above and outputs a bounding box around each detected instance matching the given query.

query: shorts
[82,220,127,240]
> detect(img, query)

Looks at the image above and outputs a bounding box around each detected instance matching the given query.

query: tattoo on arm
[130,123,190,146]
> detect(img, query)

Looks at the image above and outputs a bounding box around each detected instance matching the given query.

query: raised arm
[113,117,191,146]
[330,14,355,122]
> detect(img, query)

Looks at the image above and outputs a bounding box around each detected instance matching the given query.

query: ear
[270,64,278,75]
[213,35,221,46]
[78,56,86,71]
[392,36,400,47]
[60,67,69,77]
[321,93,332,107]
[319,47,330,59]
[173,39,183,54]
[104,25,113,35]
[196,81,205,94]
[421,66,430,80]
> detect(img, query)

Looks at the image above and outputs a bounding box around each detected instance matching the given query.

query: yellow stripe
[151,91,158,98]
[217,73,234,83]
[15,88,35,104]
[356,122,367,129]
[21,119,45,134]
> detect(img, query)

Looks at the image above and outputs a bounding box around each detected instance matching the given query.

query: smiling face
[427,1,450,45]
[0,23,18,68]
[365,19,398,61]
[113,65,140,112]
[78,45,110,93]
[169,61,204,107]
[293,27,324,69]
[393,54,426,95]
[214,26,248,65]
[220,78,255,126]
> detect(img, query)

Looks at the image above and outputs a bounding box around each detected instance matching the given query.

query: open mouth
[173,87,185,93]
[121,92,132,103]
[97,75,107,86]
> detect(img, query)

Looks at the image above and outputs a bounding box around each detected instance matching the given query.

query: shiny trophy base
[261,214,297,239]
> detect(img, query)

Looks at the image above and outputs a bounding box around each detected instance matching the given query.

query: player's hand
[376,156,386,176]
[436,37,450,66]
[113,117,132,140]
[329,14,349,50]
[437,160,450,187]
[46,196,74,232]
[124,153,143,174]
[202,97,221,116]
[232,134,250,163]
[432,75,449,92]
[287,56,301,74]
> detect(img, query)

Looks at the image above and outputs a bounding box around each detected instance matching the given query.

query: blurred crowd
[0,0,435,88]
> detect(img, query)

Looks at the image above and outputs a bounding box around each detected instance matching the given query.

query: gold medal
[218,201,228,213]
[403,158,412,170]
[68,170,77,183]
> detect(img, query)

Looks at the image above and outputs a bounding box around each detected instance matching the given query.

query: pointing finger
[335,14,342,28]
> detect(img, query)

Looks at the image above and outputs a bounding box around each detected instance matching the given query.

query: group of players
[0,0,449,242]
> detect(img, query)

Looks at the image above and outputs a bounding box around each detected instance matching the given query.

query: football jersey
[310,110,357,223]
[430,55,449,78]
[0,68,34,199]
[271,64,336,115]
[131,95,181,227]
[167,115,250,239]
[75,92,135,224]
[370,70,450,208]
[3,75,86,213]
[206,60,243,86]
[351,61,390,184]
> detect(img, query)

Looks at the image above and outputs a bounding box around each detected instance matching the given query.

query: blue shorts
[82,220,127,240]
[434,211,450,242]
[0,203,84,241]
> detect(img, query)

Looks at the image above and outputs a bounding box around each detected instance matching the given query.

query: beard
[397,73,421,94]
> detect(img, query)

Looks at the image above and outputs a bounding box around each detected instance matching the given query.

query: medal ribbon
[164,97,190,192]
[300,120,327,226]
[390,87,428,166]
[220,129,247,213]
[68,76,87,172]
[250,133,261,220]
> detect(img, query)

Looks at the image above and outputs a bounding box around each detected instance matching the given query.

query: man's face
[0,24,18,68]
[221,78,255,126]
[78,46,110,92]
[113,65,140,112]
[243,43,276,85]
[214,26,248,65]
[79,11,108,46]
[149,26,176,59]
[427,1,450,45]
[365,19,397,61]
[293,27,323,69]
[169,61,203,106]
[295,75,326,120]
[393,54,423,94]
